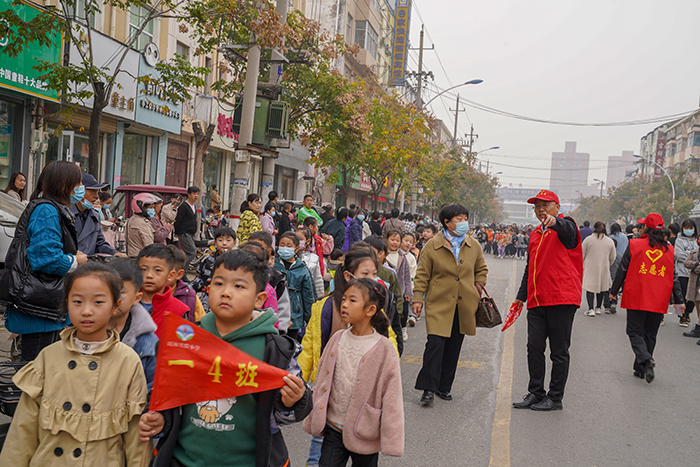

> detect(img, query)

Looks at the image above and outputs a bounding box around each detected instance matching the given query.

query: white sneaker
[584,309,595,317]
[402,327,408,341]
[595,308,602,315]
[408,316,416,327]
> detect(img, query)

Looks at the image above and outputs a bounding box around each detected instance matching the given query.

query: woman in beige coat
[582,221,616,316]
[412,204,488,406]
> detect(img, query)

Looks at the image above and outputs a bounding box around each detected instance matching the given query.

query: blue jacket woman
[274,257,317,333]
[0,161,87,361]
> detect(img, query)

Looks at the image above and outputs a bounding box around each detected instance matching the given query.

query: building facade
[606,150,636,188]
[549,141,590,205]
[496,187,540,226]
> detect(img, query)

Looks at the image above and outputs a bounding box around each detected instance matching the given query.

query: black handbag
[475,283,502,328]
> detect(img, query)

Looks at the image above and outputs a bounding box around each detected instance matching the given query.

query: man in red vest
[512,190,583,411]
[610,213,684,383]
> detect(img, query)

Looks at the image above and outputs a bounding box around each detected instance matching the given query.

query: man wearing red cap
[610,213,684,383]
[512,190,583,411]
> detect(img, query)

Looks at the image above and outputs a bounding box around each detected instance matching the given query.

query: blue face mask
[452,221,470,237]
[271,211,276,217]
[684,229,695,237]
[71,185,85,205]
[278,246,296,260]
[146,208,156,218]
[103,203,110,210]
[358,214,366,221]
[80,199,93,210]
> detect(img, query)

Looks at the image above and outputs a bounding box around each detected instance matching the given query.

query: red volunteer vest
[621,238,674,314]
[527,217,583,308]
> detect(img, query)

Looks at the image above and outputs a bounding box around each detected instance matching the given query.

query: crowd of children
[0,207,429,466]
[476,225,530,260]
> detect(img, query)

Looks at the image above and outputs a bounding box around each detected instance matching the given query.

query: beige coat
[126,213,155,258]
[582,234,616,293]
[683,249,700,301]
[412,231,488,337]
[0,328,149,467]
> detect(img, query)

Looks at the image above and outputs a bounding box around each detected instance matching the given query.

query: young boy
[167,245,206,323]
[249,230,292,333]
[191,227,238,312]
[110,258,159,391]
[139,249,312,466]
[136,244,190,336]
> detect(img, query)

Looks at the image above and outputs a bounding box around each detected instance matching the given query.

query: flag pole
[140,440,152,467]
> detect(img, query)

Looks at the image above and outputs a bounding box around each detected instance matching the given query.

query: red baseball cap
[527,189,560,205]
[637,213,664,230]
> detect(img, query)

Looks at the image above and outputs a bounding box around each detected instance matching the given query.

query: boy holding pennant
[139,250,312,467]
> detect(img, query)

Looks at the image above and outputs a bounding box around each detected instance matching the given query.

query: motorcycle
[0,360,24,450]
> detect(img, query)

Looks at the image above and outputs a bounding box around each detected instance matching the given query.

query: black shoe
[436,391,452,401]
[697,339,700,345]
[633,370,644,379]
[682,324,700,338]
[644,360,655,383]
[512,393,542,409]
[420,391,434,406]
[530,396,563,411]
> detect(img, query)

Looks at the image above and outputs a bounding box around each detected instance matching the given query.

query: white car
[0,191,25,269]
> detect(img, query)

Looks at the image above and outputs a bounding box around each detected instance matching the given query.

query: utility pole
[230,37,261,216]
[466,124,478,156]
[260,0,288,203]
[415,24,425,108]
[450,94,465,147]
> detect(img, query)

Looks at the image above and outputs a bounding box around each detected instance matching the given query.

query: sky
[406,0,700,191]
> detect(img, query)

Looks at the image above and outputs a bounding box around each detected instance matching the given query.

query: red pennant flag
[501,302,523,332]
[150,313,290,412]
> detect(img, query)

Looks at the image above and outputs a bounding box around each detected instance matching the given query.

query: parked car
[0,191,25,269]
[111,185,189,218]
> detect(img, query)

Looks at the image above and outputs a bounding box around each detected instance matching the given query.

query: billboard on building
[654,137,666,179]
[389,0,411,87]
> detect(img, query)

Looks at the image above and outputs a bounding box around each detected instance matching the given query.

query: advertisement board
[135,53,183,134]
[654,137,666,179]
[389,0,412,87]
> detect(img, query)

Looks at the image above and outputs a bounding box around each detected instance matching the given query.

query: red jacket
[151,286,191,337]
[526,217,583,307]
[621,238,674,314]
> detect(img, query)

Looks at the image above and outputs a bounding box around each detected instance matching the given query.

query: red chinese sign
[654,137,666,179]
[150,313,289,411]
[217,113,239,140]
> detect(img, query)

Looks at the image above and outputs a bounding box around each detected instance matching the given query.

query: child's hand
[280,374,306,408]
[139,411,164,442]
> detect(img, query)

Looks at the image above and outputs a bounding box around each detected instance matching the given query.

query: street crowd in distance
[0,163,695,466]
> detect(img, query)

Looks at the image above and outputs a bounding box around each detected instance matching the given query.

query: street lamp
[633,154,675,218]
[476,146,499,155]
[593,178,605,198]
[424,79,483,107]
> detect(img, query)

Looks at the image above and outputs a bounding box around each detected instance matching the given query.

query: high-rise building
[606,150,636,188]
[549,142,590,204]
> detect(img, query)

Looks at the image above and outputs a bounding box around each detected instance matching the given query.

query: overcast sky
[407,0,700,190]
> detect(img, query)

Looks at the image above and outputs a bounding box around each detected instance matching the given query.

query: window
[355,20,378,59]
[130,6,154,51]
[346,14,353,43]
[70,0,95,28]
[175,41,189,59]
[689,132,700,147]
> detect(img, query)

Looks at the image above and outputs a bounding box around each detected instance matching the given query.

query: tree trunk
[87,82,106,177]
[192,121,215,238]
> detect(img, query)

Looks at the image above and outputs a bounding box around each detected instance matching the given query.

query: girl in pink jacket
[303,278,404,466]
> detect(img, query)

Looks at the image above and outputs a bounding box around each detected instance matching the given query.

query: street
[281,255,700,466]
[1,254,699,465]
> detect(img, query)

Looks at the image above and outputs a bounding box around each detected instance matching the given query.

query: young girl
[386,230,412,341]
[303,278,404,466]
[400,232,418,279]
[296,226,325,297]
[274,231,317,341]
[0,263,148,466]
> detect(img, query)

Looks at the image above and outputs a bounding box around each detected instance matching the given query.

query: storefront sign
[217,113,239,140]
[360,171,372,191]
[135,50,183,134]
[69,28,139,121]
[654,137,666,179]
[389,0,411,87]
[0,0,62,101]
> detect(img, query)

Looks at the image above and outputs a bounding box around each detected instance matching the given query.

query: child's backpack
[383,287,404,357]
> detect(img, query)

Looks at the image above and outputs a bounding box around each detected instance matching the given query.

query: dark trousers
[179,233,196,272]
[526,305,577,401]
[626,309,663,372]
[586,291,605,310]
[415,308,464,393]
[320,424,378,467]
[21,330,61,361]
[678,276,696,319]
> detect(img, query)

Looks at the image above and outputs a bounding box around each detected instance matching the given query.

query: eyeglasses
[533,202,554,210]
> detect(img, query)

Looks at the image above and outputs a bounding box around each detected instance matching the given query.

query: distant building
[549,142,590,204]
[496,187,540,225]
[606,150,636,188]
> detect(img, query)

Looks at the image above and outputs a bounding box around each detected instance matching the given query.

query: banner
[653,137,666,179]
[150,313,289,411]
[389,0,412,87]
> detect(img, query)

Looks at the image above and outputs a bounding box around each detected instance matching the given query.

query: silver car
[0,191,25,269]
